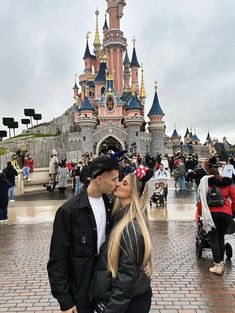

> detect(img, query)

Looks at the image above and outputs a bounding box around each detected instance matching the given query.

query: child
[150,182,165,207]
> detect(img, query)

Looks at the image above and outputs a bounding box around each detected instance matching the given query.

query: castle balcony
[103,36,127,49]
[124,115,144,127]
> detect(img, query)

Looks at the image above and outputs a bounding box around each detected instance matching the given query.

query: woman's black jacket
[47,187,114,311]
[0,174,12,206]
[3,165,18,186]
[90,208,151,313]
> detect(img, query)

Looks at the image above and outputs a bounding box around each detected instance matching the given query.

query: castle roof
[103,15,108,30]
[126,95,142,110]
[184,128,189,138]
[171,128,180,139]
[147,88,164,117]
[94,62,107,82]
[83,40,96,60]
[79,96,95,111]
[130,47,140,68]
[206,131,211,141]
[73,82,79,90]
[192,134,200,142]
[86,81,95,88]
[123,50,130,65]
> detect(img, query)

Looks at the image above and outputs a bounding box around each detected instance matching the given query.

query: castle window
[83,136,86,141]
[89,91,92,97]
[136,132,138,137]
[101,87,105,95]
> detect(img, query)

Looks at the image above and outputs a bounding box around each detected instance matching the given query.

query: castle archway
[97,136,123,155]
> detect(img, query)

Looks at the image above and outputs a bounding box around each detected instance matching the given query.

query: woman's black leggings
[208,212,233,263]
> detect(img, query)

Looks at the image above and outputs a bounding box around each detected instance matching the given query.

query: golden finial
[94,8,101,47]
[86,31,91,41]
[85,85,89,97]
[131,85,135,96]
[154,81,158,91]
[139,63,146,98]
[132,36,136,48]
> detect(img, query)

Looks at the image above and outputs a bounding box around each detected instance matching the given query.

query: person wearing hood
[0,172,12,223]
[3,161,18,202]
[197,167,235,275]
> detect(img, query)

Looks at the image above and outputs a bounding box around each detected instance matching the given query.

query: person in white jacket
[155,164,171,202]
[223,159,235,179]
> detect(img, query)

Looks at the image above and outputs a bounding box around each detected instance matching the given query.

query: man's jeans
[9,186,14,200]
[178,176,186,190]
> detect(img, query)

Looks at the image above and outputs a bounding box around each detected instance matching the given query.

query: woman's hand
[144,261,152,276]
[62,306,78,313]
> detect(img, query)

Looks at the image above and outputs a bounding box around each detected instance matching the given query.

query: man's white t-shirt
[223,164,235,178]
[88,196,106,254]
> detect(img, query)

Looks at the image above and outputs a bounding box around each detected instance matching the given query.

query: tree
[0,130,7,141]
[24,109,35,127]
[2,117,14,138]
[21,118,30,130]
[33,113,42,126]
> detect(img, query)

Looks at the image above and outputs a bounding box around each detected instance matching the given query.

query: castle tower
[139,63,146,116]
[77,87,97,154]
[123,49,131,90]
[83,33,93,74]
[124,88,144,154]
[147,82,165,155]
[93,9,101,58]
[130,37,140,93]
[103,0,127,95]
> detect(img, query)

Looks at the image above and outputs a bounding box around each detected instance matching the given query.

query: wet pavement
[0,179,235,312]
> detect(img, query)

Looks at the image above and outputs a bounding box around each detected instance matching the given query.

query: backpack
[207,186,225,206]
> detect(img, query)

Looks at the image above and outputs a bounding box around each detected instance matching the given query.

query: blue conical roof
[184,128,189,138]
[123,51,130,65]
[103,17,108,30]
[192,134,200,142]
[79,96,95,111]
[130,47,140,68]
[126,95,142,110]
[171,128,179,139]
[95,62,107,82]
[83,40,95,60]
[147,90,165,116]
[73,82,78,90]
[206,131,211,140]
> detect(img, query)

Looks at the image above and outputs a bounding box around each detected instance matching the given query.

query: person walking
[57,160,69,194]
[3,161,18,202]
[48,150,59,191]
[47,155,120,313]
[0,172,12,223]
[198,167,235,275]
[90,165,153,313]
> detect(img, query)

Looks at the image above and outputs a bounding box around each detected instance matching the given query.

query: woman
[198,167,235,275]
[91,165,153,313]
[3,161,18,202]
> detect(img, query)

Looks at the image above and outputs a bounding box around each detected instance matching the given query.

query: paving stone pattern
[0,221,235,313]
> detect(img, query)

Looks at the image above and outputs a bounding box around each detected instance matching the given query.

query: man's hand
[62,306,78,313]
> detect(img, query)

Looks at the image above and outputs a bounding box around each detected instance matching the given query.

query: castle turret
[147,82,165,155]
[83,32,93,74]
[124,88,144,154]
[103,12,108,38]
[77,87,97,154]
[103,0,127,95]
[123,49,131,91]
[94,60,107,99]
[130,37,140,93]
[93,9,101,57]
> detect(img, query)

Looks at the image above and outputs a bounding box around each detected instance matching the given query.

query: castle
[67,0,166,158]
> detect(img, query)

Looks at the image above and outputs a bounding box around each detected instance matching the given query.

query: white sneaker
[3,219,8,224]
[0,220,4,223]
[23,175,26,179]
[10,199,15,203]
[27,177,30,181]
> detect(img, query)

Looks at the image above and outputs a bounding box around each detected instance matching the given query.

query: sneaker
[10,199,15,203]
[27,177,30,181]
[3,219,8,224]
[0,220,4,223]
[23,175,26,179]
[209,263,223,275]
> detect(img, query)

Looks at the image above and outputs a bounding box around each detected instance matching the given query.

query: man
[155,163,171,202]
[47,155,120,313]
[3,161,18,202]
[0,172,12,223]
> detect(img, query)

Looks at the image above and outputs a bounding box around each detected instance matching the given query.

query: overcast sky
[0,0,235,143]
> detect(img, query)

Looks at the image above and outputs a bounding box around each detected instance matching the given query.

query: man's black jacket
[47,187,114,311]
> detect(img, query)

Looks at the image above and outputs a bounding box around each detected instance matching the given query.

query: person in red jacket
[22,154,34,181]
[197,167,235,275]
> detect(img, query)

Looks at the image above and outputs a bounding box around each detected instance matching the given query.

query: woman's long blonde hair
[107,173,152,278]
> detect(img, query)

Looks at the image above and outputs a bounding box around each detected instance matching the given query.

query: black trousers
[125,298,151,313]
[208,212,233,263]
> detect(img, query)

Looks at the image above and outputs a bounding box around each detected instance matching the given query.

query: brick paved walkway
[0,221,235,312]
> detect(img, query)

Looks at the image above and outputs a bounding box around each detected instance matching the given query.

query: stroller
[196,216,233,259]
[150,180,166,208]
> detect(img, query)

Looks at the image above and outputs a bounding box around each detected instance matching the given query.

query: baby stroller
[196,216,233,259]
[150,180,166,208]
